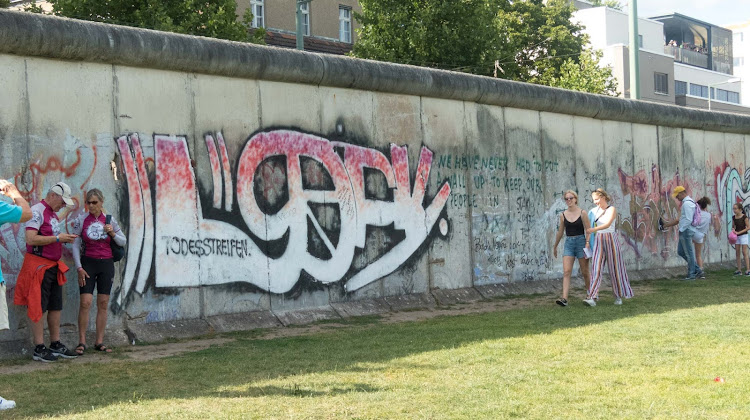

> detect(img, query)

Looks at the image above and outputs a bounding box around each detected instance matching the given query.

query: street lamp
[708,77,741,110]
[296,0,312,50]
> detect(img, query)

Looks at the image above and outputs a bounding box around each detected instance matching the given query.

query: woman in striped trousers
[583,188,633,306]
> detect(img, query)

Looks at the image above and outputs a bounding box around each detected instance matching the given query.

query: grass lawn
[2,270,750,419]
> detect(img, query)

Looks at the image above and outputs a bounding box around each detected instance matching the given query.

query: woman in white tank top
[583,188,633,306]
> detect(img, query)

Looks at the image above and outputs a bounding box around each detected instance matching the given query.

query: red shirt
[25,200,62,261]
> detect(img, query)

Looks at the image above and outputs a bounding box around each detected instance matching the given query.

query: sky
[634,0,750,27]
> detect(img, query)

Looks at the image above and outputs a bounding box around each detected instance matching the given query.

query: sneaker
[699,271,706,279]
[32,345,58,363]
[49,341,78,359]
[0,397,15,410]
[734,270,742,276]
[614,298,623,305]
[583,298,596,307]
[556,298,568,307]
[683,276,696,281]
[746,271,750,276]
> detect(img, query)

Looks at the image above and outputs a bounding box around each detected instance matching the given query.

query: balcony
[664,45,708,69]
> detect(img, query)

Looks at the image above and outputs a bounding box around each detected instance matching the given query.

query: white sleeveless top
[592,206,616,233]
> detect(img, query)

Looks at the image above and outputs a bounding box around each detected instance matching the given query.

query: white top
[591,206,616,233]
[696,210,711,235]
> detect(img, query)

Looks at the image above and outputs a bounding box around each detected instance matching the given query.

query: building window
[638,34,643,48]
[727,91,740,104]
[339,6,352,43]
[654,72,668,94]
[300,2,310,36]
[735,57,745,67]
[690,83,708,98]
[734,32,744,42]
[250,0,264,28]
[675,80,687,96]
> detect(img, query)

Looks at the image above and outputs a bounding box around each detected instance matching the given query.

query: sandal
[94,343,112,353]
[555,298,568,307]
[75,343,86,355]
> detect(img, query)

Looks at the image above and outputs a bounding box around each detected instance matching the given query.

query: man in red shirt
[16,182,78,362]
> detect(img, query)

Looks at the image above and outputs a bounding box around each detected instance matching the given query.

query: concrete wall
[1,10,750,353]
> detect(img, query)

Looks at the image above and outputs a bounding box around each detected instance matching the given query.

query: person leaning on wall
[71,189,126,355]
[13,182,79,362]
[0,179,32,410]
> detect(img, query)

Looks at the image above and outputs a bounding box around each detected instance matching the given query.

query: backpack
[106,214,126,262]
[686,199,701,227]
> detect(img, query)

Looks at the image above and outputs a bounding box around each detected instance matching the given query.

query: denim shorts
[563,235,586,259]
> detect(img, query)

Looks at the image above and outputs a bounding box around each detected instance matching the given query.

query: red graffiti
[118,130,451,299]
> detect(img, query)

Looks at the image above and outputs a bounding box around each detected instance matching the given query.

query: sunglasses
[86,201,100,205]
[564,197,575,201]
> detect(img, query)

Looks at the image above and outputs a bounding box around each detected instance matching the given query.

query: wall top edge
[1,10,749,135]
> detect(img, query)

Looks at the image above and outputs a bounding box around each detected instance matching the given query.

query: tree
[590,0,624,11]
[538,48,619,95]
[35,0,264,43]
[0,0,10,8]
[352,0,498,74]
[352,0,618,95]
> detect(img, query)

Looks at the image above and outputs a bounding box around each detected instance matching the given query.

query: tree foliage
[590,0,624,11]
[36,0,264,43]
[538,48,619,95]
[0,0,10,8]
[352,0,618,95]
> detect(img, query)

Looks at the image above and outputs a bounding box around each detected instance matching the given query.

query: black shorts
[40,266,63,313]
[80,256,115,295]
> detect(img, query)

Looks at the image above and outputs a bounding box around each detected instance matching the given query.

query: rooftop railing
[664,45,708,69]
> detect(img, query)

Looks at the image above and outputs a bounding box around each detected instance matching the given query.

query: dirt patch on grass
[0,282,658,375]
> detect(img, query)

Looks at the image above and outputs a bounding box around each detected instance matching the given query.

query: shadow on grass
[3,271,750,417]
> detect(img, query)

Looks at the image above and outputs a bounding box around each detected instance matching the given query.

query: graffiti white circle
[439,218,448,236]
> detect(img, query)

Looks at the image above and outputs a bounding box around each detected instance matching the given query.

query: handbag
[105,214,126,262]
[729,230,738,245]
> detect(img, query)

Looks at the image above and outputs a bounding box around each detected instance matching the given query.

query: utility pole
[629,0,640,99]
[296,0,310,50]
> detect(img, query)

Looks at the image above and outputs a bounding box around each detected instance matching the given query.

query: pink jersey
[71,213,122,259]
[25,200,63,261]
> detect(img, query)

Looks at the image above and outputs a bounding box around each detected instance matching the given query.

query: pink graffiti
[618,166,697,258]
[117,130,450,299]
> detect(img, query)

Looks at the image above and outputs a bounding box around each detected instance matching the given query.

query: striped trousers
[588,232,633,299]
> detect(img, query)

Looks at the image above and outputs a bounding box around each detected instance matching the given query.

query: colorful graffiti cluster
[116,130,451,303]
[0,139,97,292]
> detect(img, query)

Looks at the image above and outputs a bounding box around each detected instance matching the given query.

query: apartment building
[238,0,361,55]
[727,20,750,107]
[8,0,361,55]
[573,3,747,114]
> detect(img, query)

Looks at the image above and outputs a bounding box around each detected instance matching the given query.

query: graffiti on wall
[616,165,692,258]
[0,136,97,291]
[117,130,451,303]
[716,163,750,234]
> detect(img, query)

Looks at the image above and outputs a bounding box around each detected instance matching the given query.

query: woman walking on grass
[583,188,633,306]
[71,189,126,355]
[692,197,711,273]
[552,190,591,307]
[731,203,750,275]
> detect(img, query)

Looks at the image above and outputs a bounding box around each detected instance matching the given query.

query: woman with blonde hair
[71,189,126,354]
[552,190,591,306]
[584,188,633,306]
